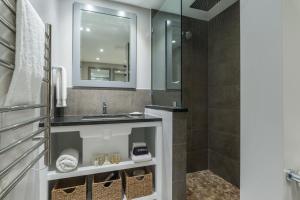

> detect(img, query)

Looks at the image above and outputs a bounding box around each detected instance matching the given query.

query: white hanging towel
[55,66,67,107]
[0,0,45,199]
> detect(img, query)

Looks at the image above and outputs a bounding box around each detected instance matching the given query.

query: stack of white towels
[56,149,79,173]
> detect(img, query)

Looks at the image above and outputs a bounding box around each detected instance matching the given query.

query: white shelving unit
[45,121,163,200]
[48,159,156,180]
[123,192,157,200]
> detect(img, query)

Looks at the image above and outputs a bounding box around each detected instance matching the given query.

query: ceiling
[111,0,238,21]
[109,0,166,10]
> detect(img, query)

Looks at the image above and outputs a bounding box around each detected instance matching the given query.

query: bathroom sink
[81,114,132,121]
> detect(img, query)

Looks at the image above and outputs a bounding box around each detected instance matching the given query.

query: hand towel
[54,66,67,107]
[56,149,79,173]
[0,0,45,199]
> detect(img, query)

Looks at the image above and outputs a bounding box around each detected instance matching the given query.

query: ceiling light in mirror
[117,10,126,17]
[86,4,94,10]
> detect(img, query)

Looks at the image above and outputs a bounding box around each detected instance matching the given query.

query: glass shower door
[151,0,182,107]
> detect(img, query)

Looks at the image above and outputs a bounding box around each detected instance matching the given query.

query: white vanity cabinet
[43,120,164,200]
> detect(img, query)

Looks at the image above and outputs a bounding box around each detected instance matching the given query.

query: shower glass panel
[166,20,181,90]
[151,0,182,107]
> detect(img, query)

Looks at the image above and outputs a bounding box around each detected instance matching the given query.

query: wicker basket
[124,167,153,200]
[51,176,87,200]
[92,171,122,200]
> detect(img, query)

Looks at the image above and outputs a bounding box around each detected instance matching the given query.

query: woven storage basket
[92,171,122,200]
[51,176,87,200]
[124,167,153,200]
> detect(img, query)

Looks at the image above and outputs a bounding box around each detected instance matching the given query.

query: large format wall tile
[187,129,208,152]
[208,130,240,160]
[208,2,240,186]
[151,90,181,107]
[187,149,208,172]
[173,112,188,199]
[208,150,240,187]
[208,108,240,135]
[63,88,151,116]
[182,16,209,173]
[208,85,240,109]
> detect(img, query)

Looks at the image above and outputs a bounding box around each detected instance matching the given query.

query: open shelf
[123,192,157,200]
[47,159,156,180]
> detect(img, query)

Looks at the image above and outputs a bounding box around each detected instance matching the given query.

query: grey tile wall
[208,2,240,186]
[182,1,240,187]
[62,88,151,116]
[151,90,181,107]
[173,112,187,200]
[182,16,209,173]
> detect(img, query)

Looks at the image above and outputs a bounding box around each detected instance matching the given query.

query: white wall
[283,0,300,199]
[241,0,300,199]
[240,0,285,199]
[57,0,152,89]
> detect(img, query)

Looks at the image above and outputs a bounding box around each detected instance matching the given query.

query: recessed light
[118,11,126,17]
[100,49,104,53]
[172,40,176,44]
[80,27,83,31]
[96,57,100,61]
[86,28,91,32]
[86,4,94,10]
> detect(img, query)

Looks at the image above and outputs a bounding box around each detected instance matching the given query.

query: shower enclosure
[151,0,240,199]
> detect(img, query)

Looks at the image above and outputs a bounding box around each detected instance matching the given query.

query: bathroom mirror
[166,20,181,90]
[73,3,137,88]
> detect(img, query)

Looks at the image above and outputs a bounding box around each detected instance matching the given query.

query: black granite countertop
[46,114,162,127]
[145,105,188,112]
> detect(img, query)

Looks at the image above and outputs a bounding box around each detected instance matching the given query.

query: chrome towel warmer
[286,169,300,184]
[0,0,51,199]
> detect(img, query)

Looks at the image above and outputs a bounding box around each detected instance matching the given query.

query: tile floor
[186,170,240,200]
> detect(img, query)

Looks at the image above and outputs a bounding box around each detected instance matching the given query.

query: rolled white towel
[56,148,79,173]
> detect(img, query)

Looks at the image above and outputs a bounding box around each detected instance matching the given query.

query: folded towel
[56,149,79,173]
[54,66,67,107]
[131,152,152,163]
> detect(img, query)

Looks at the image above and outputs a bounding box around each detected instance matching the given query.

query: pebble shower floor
[186,170,240,200]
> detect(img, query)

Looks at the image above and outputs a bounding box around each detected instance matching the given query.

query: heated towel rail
[0,0,52,199]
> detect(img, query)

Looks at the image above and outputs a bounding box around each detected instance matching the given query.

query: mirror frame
[73,3,137,88]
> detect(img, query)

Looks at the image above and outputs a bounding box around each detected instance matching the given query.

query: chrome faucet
[102,102,108,114]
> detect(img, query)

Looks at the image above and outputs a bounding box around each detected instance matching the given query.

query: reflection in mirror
[80,10,130,82]
[166,20,181,90]
[73,3,137,88]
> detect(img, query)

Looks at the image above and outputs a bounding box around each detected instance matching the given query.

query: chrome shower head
[185,31,193,40]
